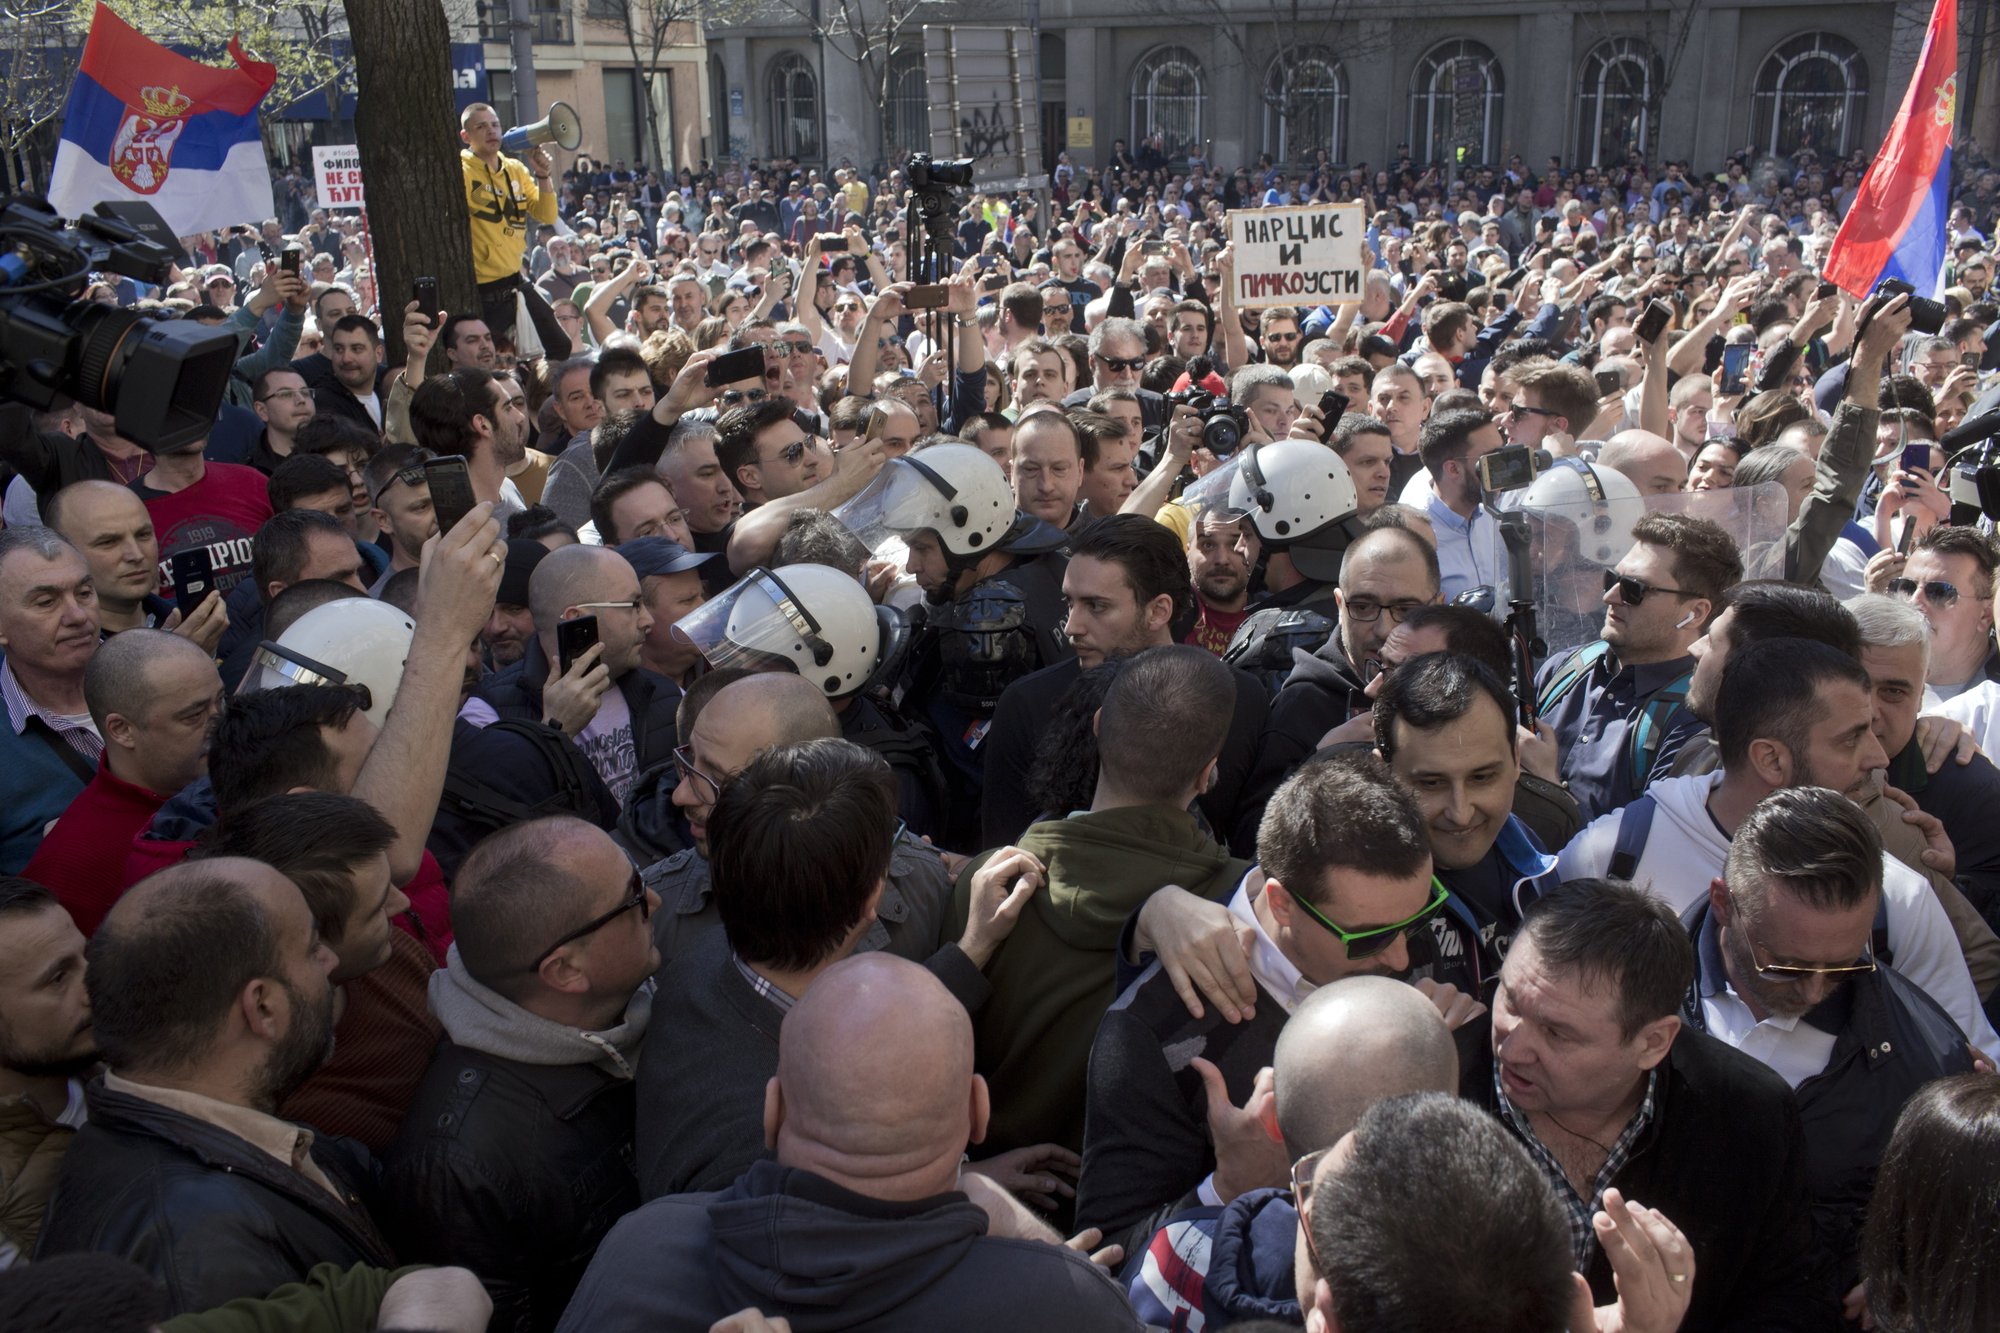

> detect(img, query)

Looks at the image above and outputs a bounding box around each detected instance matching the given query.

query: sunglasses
[1887,577,1960,607]
[1603,569,1694,607]
[1097,355,1146,372]
[531,867,650,969]
[1289,877,1451,959]
[763,436,819,467]
[719,388,771,408]
[1505,403,1558,419]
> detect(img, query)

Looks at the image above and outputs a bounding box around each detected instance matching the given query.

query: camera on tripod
[0,197,233,451]
[906,153,976,193]
[1164,387,1247,456]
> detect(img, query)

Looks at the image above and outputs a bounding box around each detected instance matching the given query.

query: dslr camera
[1165,386,1247,456]
[1876,277,1948,336]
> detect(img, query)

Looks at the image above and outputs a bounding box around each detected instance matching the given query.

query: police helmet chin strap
[1240,442,1276,514]
[903,455,973,538]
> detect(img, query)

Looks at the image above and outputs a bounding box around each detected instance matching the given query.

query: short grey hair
[0,525,77,568]
[1845,591,1931,666]
[1089,316,1148,358]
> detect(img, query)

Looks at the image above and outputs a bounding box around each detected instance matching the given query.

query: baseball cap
[618,537,715,579]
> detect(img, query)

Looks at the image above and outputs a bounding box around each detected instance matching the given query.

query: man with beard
[309,315,390,436]
[1183,510,1258,654]
[0,878,97,1265]
[363,445,438,597]
[410,368,533,522]
[36,859,397,1312]
[1559,637,2000,1065]
[1686,787,1977,1301]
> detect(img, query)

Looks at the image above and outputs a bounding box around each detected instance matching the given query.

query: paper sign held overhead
[313,145,364,210]
[1228,203,1365,308]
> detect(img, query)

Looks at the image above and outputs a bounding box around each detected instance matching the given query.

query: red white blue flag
[1823,0,1959,299]
[48,4,277,234]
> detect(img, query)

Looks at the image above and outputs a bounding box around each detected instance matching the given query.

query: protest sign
[313,145,365,210]
[1228,203,1365,308]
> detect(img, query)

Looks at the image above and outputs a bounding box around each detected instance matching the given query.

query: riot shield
[1521,481,1788,665]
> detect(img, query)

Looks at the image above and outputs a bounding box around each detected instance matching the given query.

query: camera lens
[1204,414,1241,456]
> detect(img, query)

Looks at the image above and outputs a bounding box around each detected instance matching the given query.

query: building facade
[707,0,1937,177]
[478,0,707,175]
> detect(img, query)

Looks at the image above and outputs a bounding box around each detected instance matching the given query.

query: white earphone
[1675,609,1699,629]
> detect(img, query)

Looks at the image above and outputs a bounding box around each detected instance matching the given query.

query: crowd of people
[1,102,2000,1332]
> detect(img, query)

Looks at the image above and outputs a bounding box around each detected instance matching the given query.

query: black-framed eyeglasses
[1604,569,1695,607]
[1341,598,1426,625]
[1887,577,1960,608]
[1505,403,1557,419]
[672,743,723,803]
[719,387,771,408]
[530,867,650,969]
[1096,355,1146,372]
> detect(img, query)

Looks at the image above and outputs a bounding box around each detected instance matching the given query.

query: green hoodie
[949,805,1249,1157]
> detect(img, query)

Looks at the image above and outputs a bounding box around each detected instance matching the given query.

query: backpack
[846,697,951,838]
[440,718,608,831]
[1537,640,1695,792]
[1608,795,1890,961]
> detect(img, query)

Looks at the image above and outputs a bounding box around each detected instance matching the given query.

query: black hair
[1519,879,1695,1038]
[249,508,350,608]
[1373,652,1518,760]
[1069,512,1194,624]
[208,685,361,815]
[1714,637,1873,769]
[198,792,396,946]
[266,454,351,513]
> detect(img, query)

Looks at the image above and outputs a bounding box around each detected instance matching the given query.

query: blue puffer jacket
[1125,1186,1304,1330]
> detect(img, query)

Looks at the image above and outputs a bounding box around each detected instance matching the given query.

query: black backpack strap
[1873,897,1892,968]
[1607,794,1657,883]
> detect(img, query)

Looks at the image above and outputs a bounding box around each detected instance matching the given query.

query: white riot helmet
[240,598,415,729]
[671,563,883,698]
[1227,438,1359,543]
[832,444,1016,558]
[1521,457,1645,565]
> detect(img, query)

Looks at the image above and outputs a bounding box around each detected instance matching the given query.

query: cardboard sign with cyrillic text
[1228,203,1365,308]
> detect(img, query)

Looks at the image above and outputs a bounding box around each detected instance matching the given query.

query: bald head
[528,544,638,629]
[705,672,840,753]
[1599,430,1686,497]
[44,478,146,541]
[84,627,213,731]
[1273,976,1458,1158]
[769,954,977,1194]
[1339,524,1441,597]
[451,816,619,994]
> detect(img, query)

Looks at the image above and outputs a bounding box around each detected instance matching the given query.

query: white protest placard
[313,145,365,211]
[1228,203,1365,308]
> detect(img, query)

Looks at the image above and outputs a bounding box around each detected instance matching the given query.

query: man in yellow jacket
[459,102,571,360]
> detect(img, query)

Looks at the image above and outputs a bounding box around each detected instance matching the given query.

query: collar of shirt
[1227,870,1313,1014]
[1495,1064,1658,1267]
[101,1071,343,1203]
[1597,649,1696,698]
[1,658,103,760]
[732,952,799,1014]
[1424,490,1485,538]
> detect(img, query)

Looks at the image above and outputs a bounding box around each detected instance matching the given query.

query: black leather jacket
[378,1040,638,1333]
[35,1079,395,1315]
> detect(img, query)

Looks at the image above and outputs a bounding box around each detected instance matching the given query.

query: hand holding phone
[413,276,440,326]
[169,547,215,625]
[556,615,601,676]
[423,456,476,537]
[705,344,769,389]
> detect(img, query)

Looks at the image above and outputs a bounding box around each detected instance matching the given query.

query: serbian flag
[1823,0,1958,299]
[47,4,276,235]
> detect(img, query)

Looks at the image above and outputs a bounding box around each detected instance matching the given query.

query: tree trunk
[342,0,475,367]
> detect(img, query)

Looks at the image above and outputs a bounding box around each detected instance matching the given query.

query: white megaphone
[502,100,583,153]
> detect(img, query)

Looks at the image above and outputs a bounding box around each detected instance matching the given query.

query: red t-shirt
[135,462,274,595]
[25,765,168,936]
[1185,602,1250,656]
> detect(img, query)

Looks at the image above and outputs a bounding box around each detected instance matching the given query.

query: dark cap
[618,536,715,579]
[499,539,550,607]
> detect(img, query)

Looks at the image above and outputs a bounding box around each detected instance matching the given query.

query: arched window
[1408,40,1503,166]
[1130,46,1204,160]
[1264,49,1346,164]
[1575,38,1662,166]
[767,52,819,160]
[1753,33,1869,157]
[886,48,927,161]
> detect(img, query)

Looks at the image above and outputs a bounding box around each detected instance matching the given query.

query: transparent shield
[1522,481,1788,662]
[828,458,945,571]
[668,567,825,675]
[1176,455,1245,526]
